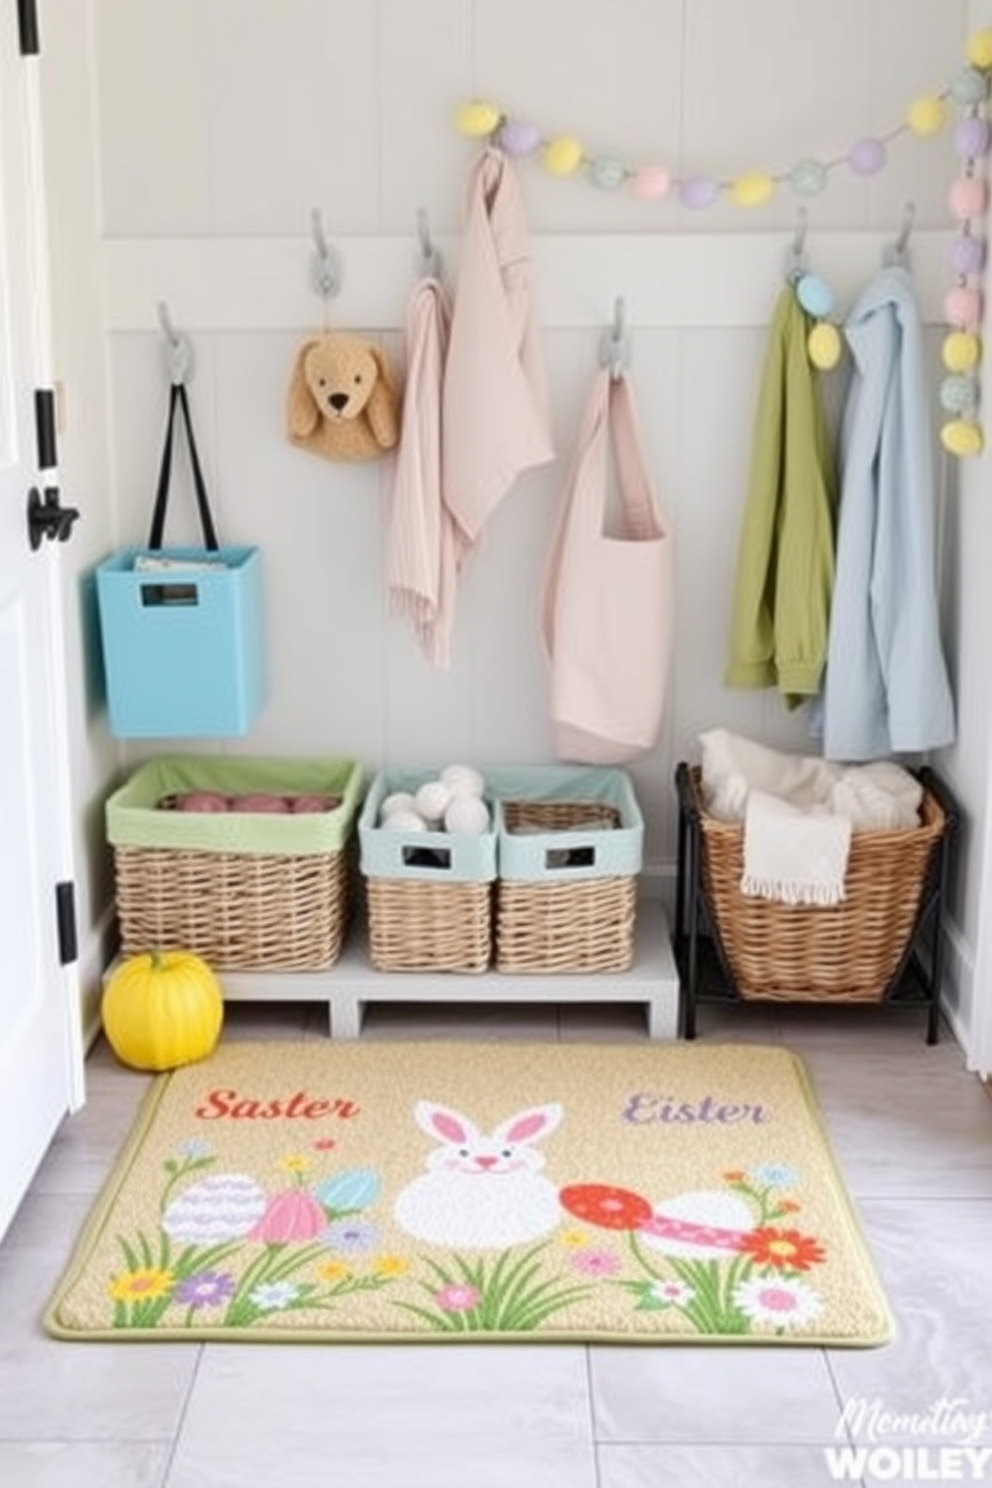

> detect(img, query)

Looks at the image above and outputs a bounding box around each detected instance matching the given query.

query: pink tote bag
[541,368,673,764]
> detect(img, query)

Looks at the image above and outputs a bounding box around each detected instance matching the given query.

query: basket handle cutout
[546,845,596,870]
[401,845,452,870]
[140,582,199,607]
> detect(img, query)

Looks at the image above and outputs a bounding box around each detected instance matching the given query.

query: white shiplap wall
[86,0,970,897]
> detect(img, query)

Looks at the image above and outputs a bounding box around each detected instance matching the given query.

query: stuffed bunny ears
[286,332,401,462]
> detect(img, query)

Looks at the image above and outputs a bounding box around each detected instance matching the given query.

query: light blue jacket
[822,266,955,761]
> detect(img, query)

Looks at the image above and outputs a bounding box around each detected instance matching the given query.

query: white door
[0,0,84,1243]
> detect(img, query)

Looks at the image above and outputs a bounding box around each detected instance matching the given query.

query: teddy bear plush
[286,332,401,462]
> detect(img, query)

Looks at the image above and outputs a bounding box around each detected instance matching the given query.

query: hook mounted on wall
[884,200,916,267]
[157,300,194,385]
[785,206,809,282]
[598,296,630,380]
[310,208,343,324]
[415,207,442,278]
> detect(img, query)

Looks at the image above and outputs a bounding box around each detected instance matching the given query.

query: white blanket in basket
[699,729,923,907]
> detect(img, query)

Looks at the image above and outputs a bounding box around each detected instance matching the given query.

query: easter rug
[44,1040,892,1345]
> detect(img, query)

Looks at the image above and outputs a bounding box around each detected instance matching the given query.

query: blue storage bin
[95,544,265,738]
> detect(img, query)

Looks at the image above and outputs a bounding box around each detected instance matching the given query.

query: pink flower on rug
[569,1248,621,1279]
[248,1188,326,1243]
[733,1276,822,1328]
[436,1284,481,1313]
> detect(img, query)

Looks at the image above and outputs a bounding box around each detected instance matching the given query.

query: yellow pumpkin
[102,950,224,1071]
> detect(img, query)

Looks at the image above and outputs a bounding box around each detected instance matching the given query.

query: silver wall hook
[310,207,343,302]
[598,295,629,379]
[156,299,194,384]
[416,206,442,278]
[785,206,809,282]
[884,200,916,268]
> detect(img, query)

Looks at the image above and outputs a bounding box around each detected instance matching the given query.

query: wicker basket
[364,878,492,974]
[107,756,364,971]
[496,794,640,974]
[686,766,948,1003]
[358,769,497,973]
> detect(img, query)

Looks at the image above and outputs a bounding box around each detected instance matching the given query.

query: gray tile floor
[1,997,990,1488]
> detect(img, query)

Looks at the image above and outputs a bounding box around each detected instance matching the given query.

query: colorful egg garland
[456,25,992,456]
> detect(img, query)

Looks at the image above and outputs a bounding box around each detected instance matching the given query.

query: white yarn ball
[440,764,485,798]
[444,794,491,835]
[383,808,428,833]
[380,790,417,825]
[414,780,452,824]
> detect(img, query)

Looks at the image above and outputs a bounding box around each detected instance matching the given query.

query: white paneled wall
[88,0,971,882]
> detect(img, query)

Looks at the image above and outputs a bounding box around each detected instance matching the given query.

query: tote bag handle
[147,382,220,551]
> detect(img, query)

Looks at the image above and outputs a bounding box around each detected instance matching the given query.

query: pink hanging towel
[541,368,673,764]
[386,277,463,668]
[442,146,555,545]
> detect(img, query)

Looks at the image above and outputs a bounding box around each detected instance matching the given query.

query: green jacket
[725,286,836,708]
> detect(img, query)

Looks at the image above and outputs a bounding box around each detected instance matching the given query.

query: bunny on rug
[393,1100,563,1249]
[286,331,401,462]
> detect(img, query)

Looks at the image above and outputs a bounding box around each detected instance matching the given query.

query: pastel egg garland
[942,42,992,457]
[455,25,992,455]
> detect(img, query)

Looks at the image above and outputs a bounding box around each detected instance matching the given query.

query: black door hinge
[55,881,78,966]
[34,388,58,473]
[18,0,40,56]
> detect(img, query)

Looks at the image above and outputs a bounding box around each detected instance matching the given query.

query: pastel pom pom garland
[455,25,992,457]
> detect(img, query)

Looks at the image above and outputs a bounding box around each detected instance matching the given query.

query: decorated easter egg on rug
[162,1173,268,1242]
[639,1190,755,1259]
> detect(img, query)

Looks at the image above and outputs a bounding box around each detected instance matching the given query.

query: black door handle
[27,486,80,551]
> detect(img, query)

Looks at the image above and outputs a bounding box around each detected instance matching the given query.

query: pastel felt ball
[848,137,886,176]
[955,116,992,159]
[945,284,984,329]
[942,330,982,372]
[789,158,828,196]
[951,67,991,108]
[630,165,671,200]
[939,373,979,415]
[796,273,835,319]
[949,233,987,276]
[455,101,501,138]
[807,321,842,370]
[966,28,992,71]
[949,175,990,220]
[730,172,775,208]
[679,175,721,210]
[941,418,984,457]
[543,135,584,176]
[588,156,627,191]
[497,118,541,157]
[908,95,946,136]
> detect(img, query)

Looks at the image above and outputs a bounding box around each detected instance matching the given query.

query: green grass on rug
[45,1039,892,1346]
